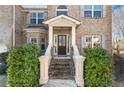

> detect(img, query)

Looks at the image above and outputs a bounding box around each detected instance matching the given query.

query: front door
[58,35,66,55]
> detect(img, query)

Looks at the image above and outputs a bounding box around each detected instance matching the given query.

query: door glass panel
[58,35,66,55]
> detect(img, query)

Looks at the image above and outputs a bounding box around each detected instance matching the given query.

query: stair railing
[72,45,85,87]
[39,45,52,85]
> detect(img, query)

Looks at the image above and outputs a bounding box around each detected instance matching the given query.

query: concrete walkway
[0,75,6,87]
[42,79,77,87]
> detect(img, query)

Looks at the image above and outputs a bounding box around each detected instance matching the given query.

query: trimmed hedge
[84,48,113,87]
[7,44,40,87]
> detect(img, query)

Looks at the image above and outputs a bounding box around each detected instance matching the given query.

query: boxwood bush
[84,48,113,87]
[7,44,40,87]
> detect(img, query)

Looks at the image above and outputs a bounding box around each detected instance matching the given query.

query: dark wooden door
[58,35,66,55]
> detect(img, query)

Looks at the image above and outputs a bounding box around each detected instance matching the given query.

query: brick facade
[0,5,13,48]
[0,5,112,53]
[46,5,112,52]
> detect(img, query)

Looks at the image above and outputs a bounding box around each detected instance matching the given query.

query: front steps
[49,58,75,79]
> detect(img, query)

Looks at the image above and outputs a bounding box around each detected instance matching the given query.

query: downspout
[12,5,15,47]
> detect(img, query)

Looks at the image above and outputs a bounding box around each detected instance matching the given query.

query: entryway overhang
[23,27,47,34]
[44,15,81,26]
[43,15,81,46]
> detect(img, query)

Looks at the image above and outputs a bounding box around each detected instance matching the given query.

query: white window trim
[84,5,103,18]
[29,12,45,24]
[29,37,38,44]
[53,34,70,56]
[83,35,102,48]
[55,6,69,16]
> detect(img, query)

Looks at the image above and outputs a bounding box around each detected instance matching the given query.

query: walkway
[113,54,124,87]
[42,79,77,87]
[0,75,6,87]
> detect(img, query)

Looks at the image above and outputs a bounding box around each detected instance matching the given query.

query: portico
[44,15,81,56]
[39,15,85,87]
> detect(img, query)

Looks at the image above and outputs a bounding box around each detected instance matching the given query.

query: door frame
[53,34,70,56]
[58,35,66,55]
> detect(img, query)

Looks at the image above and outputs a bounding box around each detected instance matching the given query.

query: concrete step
[49,70,70,74]
[49,76,73,79]
[49,58,75,80]
[50,62,70,66]
[49,65,70,68]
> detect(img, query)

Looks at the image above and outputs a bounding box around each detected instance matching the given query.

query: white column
[72,25,76,46]
[49,26,53,45]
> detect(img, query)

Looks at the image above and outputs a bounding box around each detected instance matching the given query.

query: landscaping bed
[84,48,114,87]
[7,44,40,87]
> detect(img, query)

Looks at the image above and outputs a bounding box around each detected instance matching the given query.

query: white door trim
[53,34,70,56]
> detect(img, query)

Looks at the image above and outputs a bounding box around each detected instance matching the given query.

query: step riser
[49,68,70,70]
[49,66,70,68]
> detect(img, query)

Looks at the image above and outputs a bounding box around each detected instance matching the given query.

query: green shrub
[84,48,113,87]
[0,63,7,74]
[0,52,8,64]
[7,44,40,87]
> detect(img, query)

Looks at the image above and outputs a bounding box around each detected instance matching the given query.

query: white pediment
[50,18,75,26]
[44,15,81,27]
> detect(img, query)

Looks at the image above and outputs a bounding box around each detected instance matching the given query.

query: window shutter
[103,6,106,17]
[80,5,84,17]
[27,13,30,25]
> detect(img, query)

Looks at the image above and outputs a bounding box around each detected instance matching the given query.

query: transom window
[84,5,103,18]
[56,5,68,16]
[30,12,47,24]
[83,35,102,48]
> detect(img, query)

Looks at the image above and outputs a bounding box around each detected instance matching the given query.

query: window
[84,35,102,48]
[30,38,38,44]
[56,5,68,16]
[41,37,46,54]
[94,5,102,17]
[84,5,103,18]
[42,38,45,42]
[84,5,92,17]
[30,13,36,24]
[30,12,48,24]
